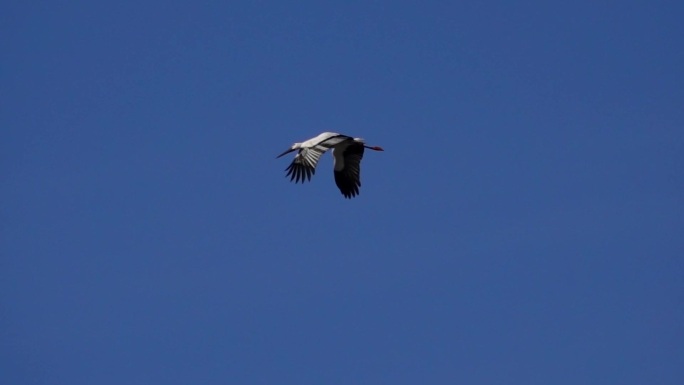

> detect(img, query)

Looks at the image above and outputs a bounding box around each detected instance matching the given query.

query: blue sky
[2,1,682,384]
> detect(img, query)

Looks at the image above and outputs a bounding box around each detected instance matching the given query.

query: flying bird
[277,132,384,198]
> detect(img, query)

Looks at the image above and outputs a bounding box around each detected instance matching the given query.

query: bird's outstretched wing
[334,142,365,198]
[283,134,353,183]
[285,145,328,183]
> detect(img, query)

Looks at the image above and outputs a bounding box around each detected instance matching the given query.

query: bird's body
[277,132,384,198]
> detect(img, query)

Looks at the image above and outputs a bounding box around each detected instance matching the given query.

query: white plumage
[276,132,384,199]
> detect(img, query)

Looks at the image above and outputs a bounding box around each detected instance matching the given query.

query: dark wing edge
[284,146,327,183]
[318,134,353,149]
[334,143,365,198]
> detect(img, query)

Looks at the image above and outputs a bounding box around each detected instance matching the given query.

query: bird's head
[362,144,384,151]
[354,138,384,152]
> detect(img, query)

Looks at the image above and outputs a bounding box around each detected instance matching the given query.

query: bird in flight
[277,132,384,199]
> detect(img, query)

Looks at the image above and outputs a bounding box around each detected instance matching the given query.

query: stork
[276,132,384,199]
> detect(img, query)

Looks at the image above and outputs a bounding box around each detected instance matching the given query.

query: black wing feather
[284,147,324,184]
[334,143,365,198]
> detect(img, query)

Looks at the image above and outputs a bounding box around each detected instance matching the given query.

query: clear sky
[2,1,682,384]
